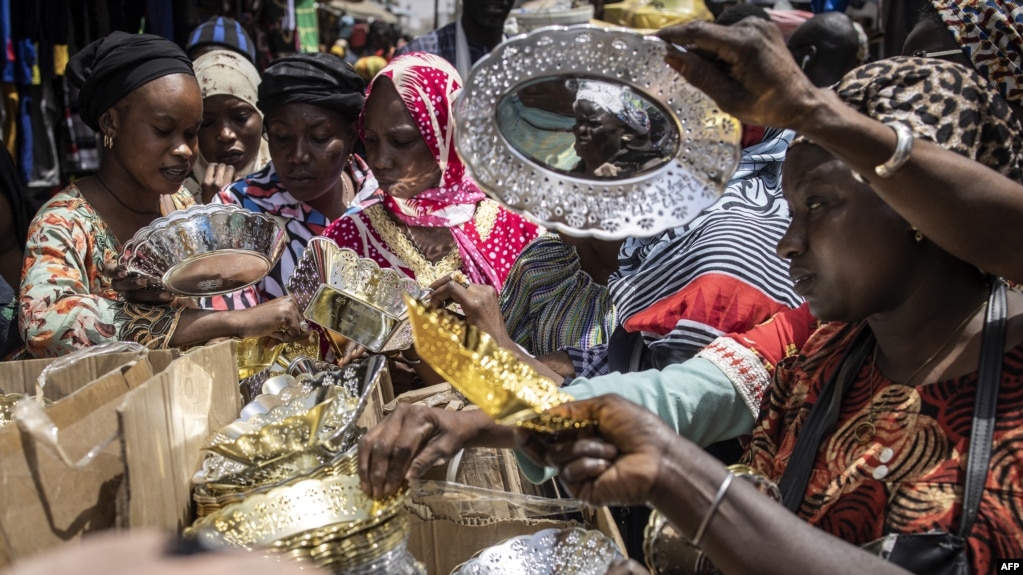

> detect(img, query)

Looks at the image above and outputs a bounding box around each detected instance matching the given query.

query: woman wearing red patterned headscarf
[321,52,541,292]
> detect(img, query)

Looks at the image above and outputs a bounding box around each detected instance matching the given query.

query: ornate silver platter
[450,528,623,575]
[454,24,741,240]
[119,204,287,296]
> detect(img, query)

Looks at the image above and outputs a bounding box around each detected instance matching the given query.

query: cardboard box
[406,481,625,575]
[0,341,239,565]
[118,342,240,532]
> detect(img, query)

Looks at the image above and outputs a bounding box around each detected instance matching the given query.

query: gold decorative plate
[406,296,576,427]
[286,237,430,353]
[187,474,407,551]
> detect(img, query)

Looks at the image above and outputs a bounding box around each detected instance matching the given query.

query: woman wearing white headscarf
[185,49,271,203]
[570,80,661,178]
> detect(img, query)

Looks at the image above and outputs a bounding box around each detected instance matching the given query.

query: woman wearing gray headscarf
[186,49,271,204]
[18,32,307,358]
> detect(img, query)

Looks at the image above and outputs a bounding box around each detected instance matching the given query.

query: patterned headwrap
[194,49,260,110]
[796,56,1023,182]
[574,80,651,137]
[930,0,1023,104]
[186,16,257,64]
[355,52,503,286]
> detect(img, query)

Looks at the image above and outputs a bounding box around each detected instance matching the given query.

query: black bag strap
[779,282,1007,534]
[779,326,874,512]
[959,281,1005,537]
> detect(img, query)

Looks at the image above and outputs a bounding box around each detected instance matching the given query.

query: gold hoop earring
[103,134,114,149]
[912,226,924,243]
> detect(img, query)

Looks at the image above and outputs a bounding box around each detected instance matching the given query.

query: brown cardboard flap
[118,341,239,533]
[0,349,179,403]
[0,351,171,566]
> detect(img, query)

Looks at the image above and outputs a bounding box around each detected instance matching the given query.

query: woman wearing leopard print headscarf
[537,55,1023,575]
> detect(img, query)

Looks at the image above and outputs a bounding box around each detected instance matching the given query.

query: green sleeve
[516,357,755,483]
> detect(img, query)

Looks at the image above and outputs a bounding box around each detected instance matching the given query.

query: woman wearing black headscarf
[206,52,377,309]
[18,32,308,358]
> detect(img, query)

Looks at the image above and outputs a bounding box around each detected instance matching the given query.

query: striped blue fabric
[186,16,257,64]
[565,128,802,377]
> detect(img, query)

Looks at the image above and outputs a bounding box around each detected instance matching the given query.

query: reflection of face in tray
[304,285,400,352]
[165,249,271,295]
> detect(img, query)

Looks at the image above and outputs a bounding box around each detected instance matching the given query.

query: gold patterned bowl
[193,448,359,519]
[406,295,581,428]
[119,204,287,296]
[193,357,386,500]
[203,393,334,465]
[236,336,283,379]
[305,514,412,570]
[187,474,407,551]
[287,237,430,353]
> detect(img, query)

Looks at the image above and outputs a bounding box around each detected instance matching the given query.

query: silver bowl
[451,527,623,575]
[119,204,287,296]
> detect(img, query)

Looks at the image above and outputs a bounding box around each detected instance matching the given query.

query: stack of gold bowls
[187,474,422,575]
[191,357,385,518]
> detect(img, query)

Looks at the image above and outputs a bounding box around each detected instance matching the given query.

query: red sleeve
[725,302,817,376]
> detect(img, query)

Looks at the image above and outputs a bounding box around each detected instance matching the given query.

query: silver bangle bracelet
[874,121,914,178]
[691,471,735,548]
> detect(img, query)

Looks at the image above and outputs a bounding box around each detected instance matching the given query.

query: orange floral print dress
[18,184,193,358]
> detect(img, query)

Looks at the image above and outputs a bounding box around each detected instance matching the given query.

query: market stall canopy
[322,0,398,24]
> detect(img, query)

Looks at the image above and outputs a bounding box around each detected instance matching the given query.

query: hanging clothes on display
[295,0,319,52]
[261,0,299,56]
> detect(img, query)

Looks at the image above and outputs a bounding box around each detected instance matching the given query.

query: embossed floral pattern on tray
[187,474,407,550]
[451,527,623,575]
